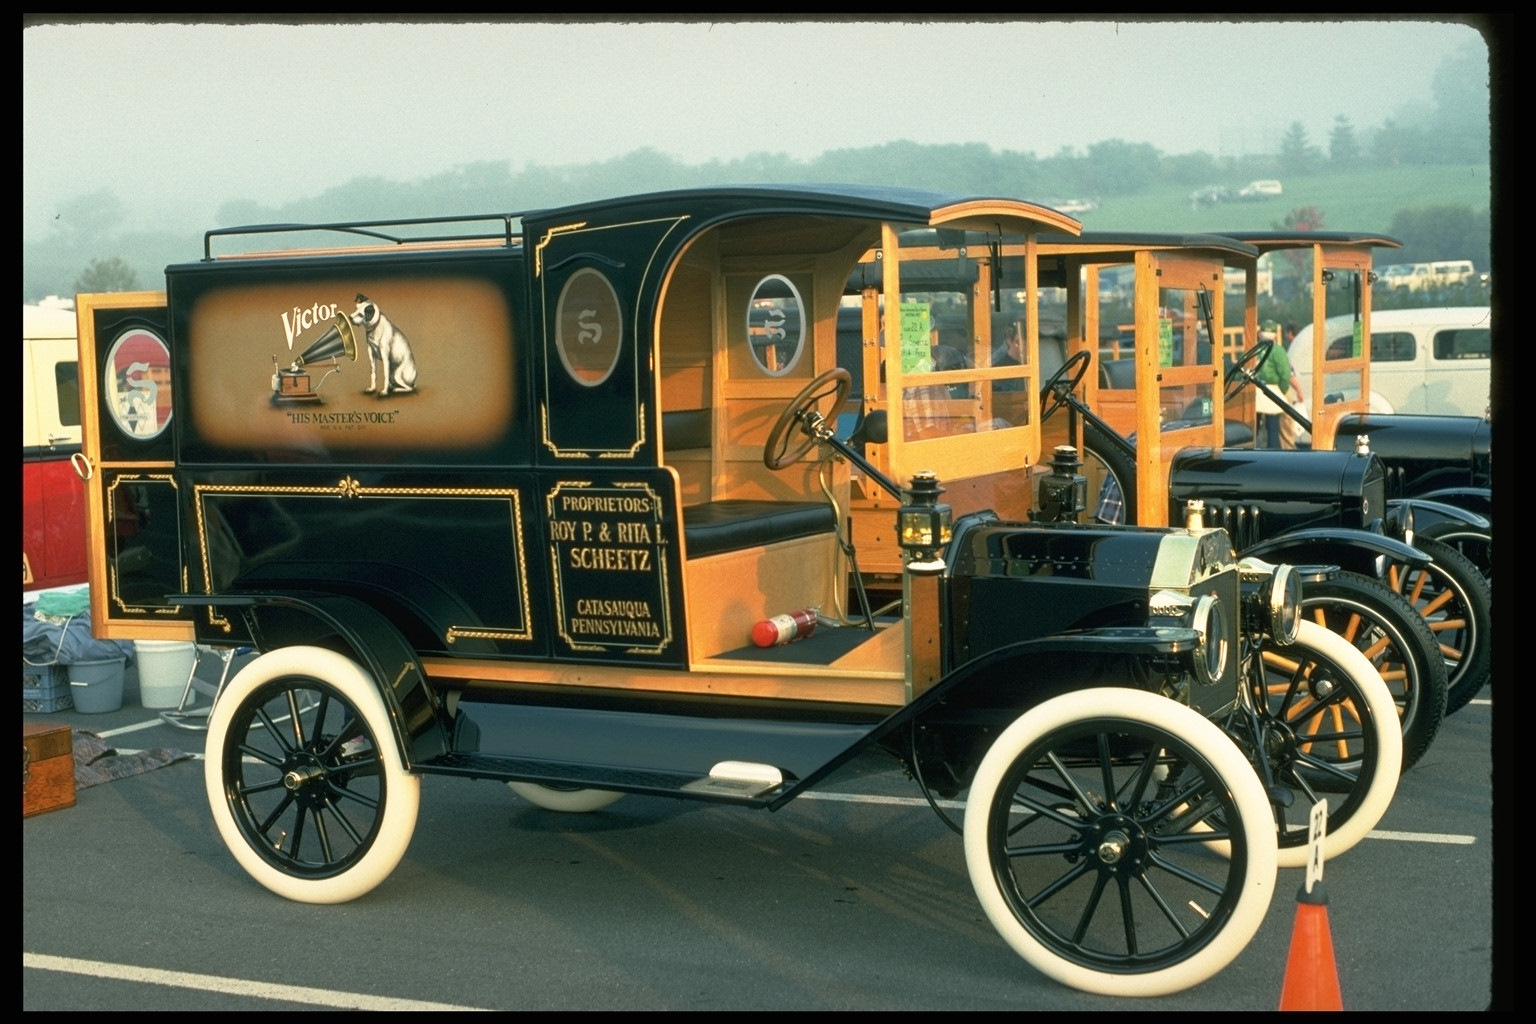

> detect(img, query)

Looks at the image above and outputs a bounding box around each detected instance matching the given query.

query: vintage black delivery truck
[73,185,1397,997]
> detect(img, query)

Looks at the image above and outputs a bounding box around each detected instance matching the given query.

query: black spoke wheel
[1082,421,1138,525]
[1299,572,1447,773]
[1420,527,1492,590]
[963,688,1275,997]
[1037,349,1092,422]
[763,368,851,470]
[1381,535,1492,715]
[1222,339,1273,402]
[1223,620,1401,867]
[205,646,419,904]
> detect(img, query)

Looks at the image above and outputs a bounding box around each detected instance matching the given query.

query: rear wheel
[1381,536,1492,715]
[507,782,624,812]
[1083,420,1138,525]
[1225,620,1401,868]
[204,646,419,904]
[963,688,1276,997]
[1301,572,1447,773]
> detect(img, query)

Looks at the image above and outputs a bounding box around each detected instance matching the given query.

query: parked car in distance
[23,301,87,592]
[1289,306,1491,421]
[1237,180,1282,200]
[1375,260,1477,295]
[1053,197,1098,214]
[1189,185,1231,207]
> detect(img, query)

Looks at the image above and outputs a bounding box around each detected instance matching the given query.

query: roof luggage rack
[202,212,530,260]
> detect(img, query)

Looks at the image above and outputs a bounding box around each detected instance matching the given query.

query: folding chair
[158,644,254,730]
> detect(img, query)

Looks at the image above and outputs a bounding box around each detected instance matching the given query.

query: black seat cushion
[683,500,836,559]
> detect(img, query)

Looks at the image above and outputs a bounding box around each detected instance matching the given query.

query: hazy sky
[23,16,1490,242]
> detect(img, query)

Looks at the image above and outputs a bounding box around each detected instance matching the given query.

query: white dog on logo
[349,293,418,397]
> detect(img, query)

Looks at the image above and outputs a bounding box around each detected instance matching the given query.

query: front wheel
[204,646,420,904]
[1301,572,1447,773]
[963,688,1276,997]
[1381,536,1492,716]
[1228,619,1402,868]
[1418,527,1491,590]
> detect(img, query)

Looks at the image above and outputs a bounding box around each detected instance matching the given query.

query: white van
[1376,260,1476,293]
[1288,306,1491,419]
[1429,260,1476,288]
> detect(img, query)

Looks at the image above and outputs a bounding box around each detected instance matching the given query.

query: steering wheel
[1222,338,1274,401]
[764,368,852,470]
[1037,349,1092,422]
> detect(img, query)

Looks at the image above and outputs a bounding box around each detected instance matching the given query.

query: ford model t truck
[73,185,1396,998]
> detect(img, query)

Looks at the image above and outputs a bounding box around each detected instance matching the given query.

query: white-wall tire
[1256,619,1402,868]
[205,646,419,904]
[507,782,624,813]
[963,688,1276,997]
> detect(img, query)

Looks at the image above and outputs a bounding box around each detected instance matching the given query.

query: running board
[416,751,788,805]
[417,697,880,805]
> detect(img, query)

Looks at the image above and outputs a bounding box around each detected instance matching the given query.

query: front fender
[918,626,1203,722]
[1240,527,1429,575]
[1393,491,1493,523]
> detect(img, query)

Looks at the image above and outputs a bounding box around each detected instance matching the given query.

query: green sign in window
[1159,318,1174,367]
[900,302,933,373]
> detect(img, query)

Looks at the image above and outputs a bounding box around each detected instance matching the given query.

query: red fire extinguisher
[751,608,818,647]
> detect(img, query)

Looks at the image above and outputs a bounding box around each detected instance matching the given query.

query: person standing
[1253,324,1301,448]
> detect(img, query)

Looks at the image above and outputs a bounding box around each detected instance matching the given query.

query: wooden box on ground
[23,722,76,818]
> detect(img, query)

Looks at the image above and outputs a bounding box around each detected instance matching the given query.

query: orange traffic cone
[1279,880,1343,1010]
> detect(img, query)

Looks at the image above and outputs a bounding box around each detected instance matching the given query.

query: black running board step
[415,751,792,806]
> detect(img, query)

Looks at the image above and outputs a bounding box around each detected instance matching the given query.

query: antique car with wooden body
[993,231,1473,771]
[72,186,1398,998]
[1218,231,1492,591]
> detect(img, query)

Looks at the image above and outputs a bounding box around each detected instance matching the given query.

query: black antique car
[71,186,1399,998]
[1003,231,1472,772]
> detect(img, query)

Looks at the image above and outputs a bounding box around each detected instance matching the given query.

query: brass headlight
[1238,558,1302,645]
[1149,590,1227,687]
[1189,592,1228,686]
[1267,563,1301,646]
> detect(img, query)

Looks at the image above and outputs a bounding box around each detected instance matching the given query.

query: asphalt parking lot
[23,653,1502,1011]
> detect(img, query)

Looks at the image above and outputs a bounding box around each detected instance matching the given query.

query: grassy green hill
[1080,164,1492,236]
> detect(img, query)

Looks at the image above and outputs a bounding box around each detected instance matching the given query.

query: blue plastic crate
[23,664,72,713]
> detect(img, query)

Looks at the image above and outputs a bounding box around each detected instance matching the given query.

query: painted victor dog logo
[274,293,421,404]
[185,274,512,456]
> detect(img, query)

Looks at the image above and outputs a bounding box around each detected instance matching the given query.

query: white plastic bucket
[134,640,197,709]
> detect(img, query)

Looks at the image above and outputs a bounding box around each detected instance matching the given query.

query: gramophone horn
[296,314,359,365]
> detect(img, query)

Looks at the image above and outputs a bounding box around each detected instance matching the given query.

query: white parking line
[23,953,486,1011]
